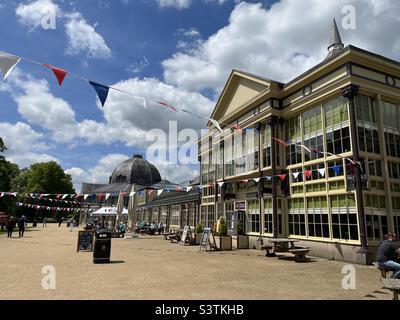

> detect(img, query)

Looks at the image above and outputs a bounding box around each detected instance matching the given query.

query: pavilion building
[198,19,400,264]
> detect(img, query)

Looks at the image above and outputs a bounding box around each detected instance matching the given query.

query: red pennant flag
[158,101,178,112]
[232,125,243,132]
[272,137,290,147]
[278,174,287,181]
[304,170,312,179]
[43,64,68,86]
[97,194,104,201]
[240,179,248,184]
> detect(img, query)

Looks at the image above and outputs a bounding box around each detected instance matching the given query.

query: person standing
[58,217,63,227]
[119,222,126,238]
[69,219,75,232]
[42,217,47,228]
[18,215,26,238]
[7,217,15,238]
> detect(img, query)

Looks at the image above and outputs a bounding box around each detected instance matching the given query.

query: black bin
[93,229,111,264]
[32,221,37,227]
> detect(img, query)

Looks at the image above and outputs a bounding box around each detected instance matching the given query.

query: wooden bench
[372,262,395,278]
[289,248,311,262]
[163,233,173,240]
[381,278,400,300]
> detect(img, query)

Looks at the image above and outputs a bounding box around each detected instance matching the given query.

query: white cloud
[15,0,111,59]
[156,0,192,9]
[0,122,58,169]
[15,0,60,31]
[65,12,112,59]
[162,0,400,93]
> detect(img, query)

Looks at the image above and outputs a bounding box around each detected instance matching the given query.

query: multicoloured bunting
[272,137,290,147]
[89,81,110,107]
[333,165,342,175]
[318,168,326,178]
[158,101,178,112]
[278,174,287,181]
[0,51,21,80]
[304,170,312,179]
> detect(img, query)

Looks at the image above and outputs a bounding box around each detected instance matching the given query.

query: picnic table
[261,238,310,262]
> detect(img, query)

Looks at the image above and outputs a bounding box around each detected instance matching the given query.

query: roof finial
[326,18,344,59]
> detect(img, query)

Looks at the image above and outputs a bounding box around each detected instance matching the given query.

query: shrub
[237,221,245,235]
[195,223,203,234]
[219,217,228,237]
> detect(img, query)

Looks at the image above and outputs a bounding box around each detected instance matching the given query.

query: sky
[0,0,400,192]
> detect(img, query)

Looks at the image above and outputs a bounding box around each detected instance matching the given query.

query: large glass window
[288,198,306,236]
[247,200,260,233]
[285,116,302,165]
[365,194,388,241]
[224,134,234,177]
[307,197,329,238]
[245,129,259,172]
[330,195,358,241]
[303,106,324,161]
[234,131,246,175]
[264,198,282,235]
[263,125,271,168]
[355,95,376,124]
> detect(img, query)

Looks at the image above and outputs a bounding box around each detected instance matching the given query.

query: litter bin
[32,220,37,227]
[93,229,111,264]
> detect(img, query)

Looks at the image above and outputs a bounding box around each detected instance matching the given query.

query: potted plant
[194,223,203,245]
[235,221,249,249]
[215,217,232,251]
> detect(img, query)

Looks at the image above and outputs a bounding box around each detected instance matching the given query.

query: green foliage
[11,161,75,194]
[195,223,203,234]
[237,221,245,235]
[0,138,6,153]
[219,217,228,237]
[0,157,19,191]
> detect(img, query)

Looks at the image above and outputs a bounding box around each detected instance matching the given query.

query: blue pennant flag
[89,81,110,107]
[333,165,342,175]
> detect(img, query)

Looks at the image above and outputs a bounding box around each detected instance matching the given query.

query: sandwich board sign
[77,230,95,252]
[180,226,192,246]
[199,228,217,252]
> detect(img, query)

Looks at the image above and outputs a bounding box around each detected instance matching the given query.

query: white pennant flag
[186,186,192,192]
[84,194,89,200]
[318,168,326,178]
[62,194,68,199]
[0,51,21,80]
[157,190,163,196]
[293,172,300,180]
[254,178,260,183]
[105,193,111,200]
[209,118,223,133]
[129,192,136,197]
[218,182,225,187]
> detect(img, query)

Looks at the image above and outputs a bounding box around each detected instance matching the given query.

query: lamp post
[267,116,279,238]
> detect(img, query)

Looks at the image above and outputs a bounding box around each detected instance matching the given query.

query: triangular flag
[105,193,111,200]
[278,174,287,181]
[0,51,21,80]
[157,190,163,196]
[293,172,300,180]
[333,165,342,175]
[265,176,272,181]
[129,192,136,197]
[304,170,312,179]
[158,101,177,112]
[209,118,223,133]
[254,178,261,183]
[318,168,326,178]
[62,194,68,199]
[232,124,243,132]
[43,64,68,86]
[186,186,193,192]
[241,180,248,184]
[218,182,225,187]
[89,81,110,107]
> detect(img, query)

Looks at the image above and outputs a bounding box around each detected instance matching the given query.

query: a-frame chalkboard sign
[199,228,217,252]
[180,226,192,246]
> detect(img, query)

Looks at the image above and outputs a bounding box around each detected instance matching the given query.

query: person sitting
[376,233,400,276]
[158,222,164,235]
[149,222,157,235]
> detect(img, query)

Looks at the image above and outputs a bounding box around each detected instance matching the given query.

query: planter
[215,236,232,251]
[194,233,202,245]
[236,235,249,249]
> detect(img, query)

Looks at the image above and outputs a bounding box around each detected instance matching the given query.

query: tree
[0,137,6,153]
[11,161,75,194]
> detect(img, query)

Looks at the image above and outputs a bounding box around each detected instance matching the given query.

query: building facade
[198,20,400,264]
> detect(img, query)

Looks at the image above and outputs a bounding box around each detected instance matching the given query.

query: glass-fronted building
[198,21,400,264]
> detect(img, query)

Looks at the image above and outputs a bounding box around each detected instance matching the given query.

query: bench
[381,278,400,300]
[169,234,181,243]
[372,262,395,278]
[261,245,276,257]
[289,248,311,262]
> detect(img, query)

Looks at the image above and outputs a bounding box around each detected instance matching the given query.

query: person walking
[69,219,75,232]
[7,217,15,238]
[42,217,47,228]
[119,222,126,238]
[58,217,63,227]
[18,215,26,238]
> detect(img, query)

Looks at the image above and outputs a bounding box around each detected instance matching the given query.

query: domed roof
[109,155,162,186]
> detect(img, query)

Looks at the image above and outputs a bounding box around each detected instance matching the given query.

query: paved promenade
[0,224,391,300]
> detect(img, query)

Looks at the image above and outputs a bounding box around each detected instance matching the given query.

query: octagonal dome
[109,155,162,186]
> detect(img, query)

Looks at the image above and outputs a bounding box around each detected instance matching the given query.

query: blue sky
[0,0,399,191]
